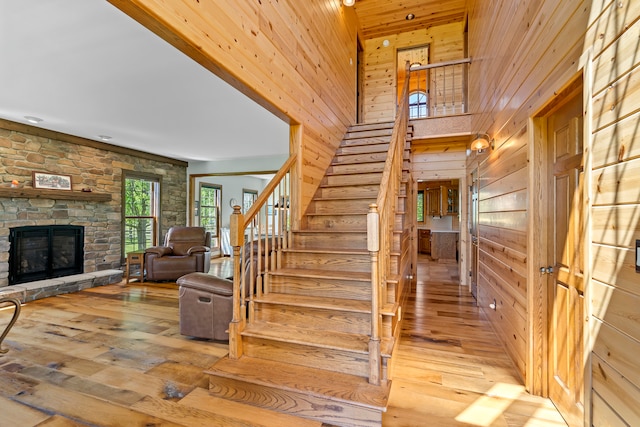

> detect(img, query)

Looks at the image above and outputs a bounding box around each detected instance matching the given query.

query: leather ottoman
[176,272,233,341]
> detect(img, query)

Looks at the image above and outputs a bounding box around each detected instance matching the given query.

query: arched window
[409,91,428,119]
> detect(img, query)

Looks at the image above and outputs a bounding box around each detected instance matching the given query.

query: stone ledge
[0,270,123,303]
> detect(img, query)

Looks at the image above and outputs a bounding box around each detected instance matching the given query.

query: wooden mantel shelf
[0,187,112,202]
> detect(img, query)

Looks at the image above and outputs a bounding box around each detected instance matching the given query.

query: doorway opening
[416,179,460,263]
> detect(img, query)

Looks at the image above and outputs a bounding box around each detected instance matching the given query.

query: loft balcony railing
[408,58,471,118]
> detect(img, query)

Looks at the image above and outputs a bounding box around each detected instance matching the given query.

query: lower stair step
[205,356,390,427]
[242,322,369,353]
[179,387,320,427]
[241,322,371,377]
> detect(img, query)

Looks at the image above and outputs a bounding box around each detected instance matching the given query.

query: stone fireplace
[0,120,187,296]
[9,225,84,285]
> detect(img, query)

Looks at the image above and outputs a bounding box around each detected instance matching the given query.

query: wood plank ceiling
[353,0,467,39]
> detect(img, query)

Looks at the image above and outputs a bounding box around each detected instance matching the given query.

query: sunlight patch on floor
[455,382,525,426]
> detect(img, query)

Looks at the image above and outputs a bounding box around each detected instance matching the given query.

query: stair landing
[206,356,390,427]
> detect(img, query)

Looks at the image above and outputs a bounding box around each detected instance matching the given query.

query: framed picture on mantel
[32,172,72,190]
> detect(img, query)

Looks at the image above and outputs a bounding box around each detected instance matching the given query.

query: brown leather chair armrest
[145,246,173,257]
[177,273,233,296]
[187,245,210,255]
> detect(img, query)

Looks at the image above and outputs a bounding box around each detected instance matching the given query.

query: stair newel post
[367,203,382,385]
[229,205,244,359]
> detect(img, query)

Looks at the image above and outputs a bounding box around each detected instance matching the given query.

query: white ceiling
[0,0,290,162]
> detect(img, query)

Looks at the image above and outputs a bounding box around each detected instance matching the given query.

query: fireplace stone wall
[0,121,187,288]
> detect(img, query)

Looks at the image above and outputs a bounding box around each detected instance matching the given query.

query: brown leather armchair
[145,226,211,281]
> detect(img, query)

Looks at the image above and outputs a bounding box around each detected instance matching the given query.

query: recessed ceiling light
[97,135,112,141]
[406,13,415,20]
[24,116,43,124]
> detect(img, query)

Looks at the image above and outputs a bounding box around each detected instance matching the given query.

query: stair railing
[228,154,296,359]
[367,62,411,385]
[409,58,471,117]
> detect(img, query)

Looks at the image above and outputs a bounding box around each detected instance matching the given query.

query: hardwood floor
[0,255,566,426]
[383,255,566,427]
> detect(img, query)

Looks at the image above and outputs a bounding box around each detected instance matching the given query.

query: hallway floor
[382,254,567,426]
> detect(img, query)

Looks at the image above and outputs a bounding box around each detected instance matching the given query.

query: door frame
[528,63,592,426]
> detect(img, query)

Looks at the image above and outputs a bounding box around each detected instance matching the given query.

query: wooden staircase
[205,122,412,427]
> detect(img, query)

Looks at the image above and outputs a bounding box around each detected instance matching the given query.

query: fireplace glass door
[9,225,84,285]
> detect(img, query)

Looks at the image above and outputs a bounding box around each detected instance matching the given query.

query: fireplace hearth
[9,225,84,286]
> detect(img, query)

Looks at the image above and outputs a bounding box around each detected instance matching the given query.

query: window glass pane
[409,91,427,119]
[123,175,159,258]
[417,190,424,222]
[243,189,258,214]
[125,178,154,216]
[200,206,218,237]
[199,185,221,240]
[124,218,153,253]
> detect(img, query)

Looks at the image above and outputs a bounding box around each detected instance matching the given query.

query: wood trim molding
[0,187,112,202]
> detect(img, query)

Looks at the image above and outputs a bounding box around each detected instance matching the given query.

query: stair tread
[284,248,369,255]
[242,321,369,354]
[254,293,371,313]
[270,267,370,281]
[292,229,367,234]
[310,196,376,201]
[206,356,390,410]
[325,170,383,176]
[306,211,368,216]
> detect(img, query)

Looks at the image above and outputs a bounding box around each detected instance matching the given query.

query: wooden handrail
[376,62,411,211]
[242,154,296,229]
[408,57,471,72]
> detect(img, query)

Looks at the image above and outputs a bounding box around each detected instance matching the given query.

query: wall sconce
[470,133,493,153]
[343,0,355,6]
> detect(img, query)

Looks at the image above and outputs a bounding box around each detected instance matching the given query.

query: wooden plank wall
[108,0,359,215]
[362,22,464,123]
[588,1,640,424]
[469,0,640,425]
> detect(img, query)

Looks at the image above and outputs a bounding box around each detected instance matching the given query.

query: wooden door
[546,92,585,427]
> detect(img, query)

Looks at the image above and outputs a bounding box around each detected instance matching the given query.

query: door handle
[539,266,554,274]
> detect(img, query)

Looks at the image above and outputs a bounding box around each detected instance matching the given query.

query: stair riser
[307,198,374,214]
[254,304,371,335]
[323,173,382,187]
[317,184,379,199]
[282,252,371,273]
[305,214,367,231]
[333,152,388,164]
[329,162,385,175]
[344,129,393,139]
[336,144,390,155]
[269,275,371,300]
[348,122,395,132]
[242,337,369,378]
[207,376,383,427]
[292,232,368,250]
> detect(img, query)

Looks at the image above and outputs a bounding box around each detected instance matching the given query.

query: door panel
[547,91,584,427]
